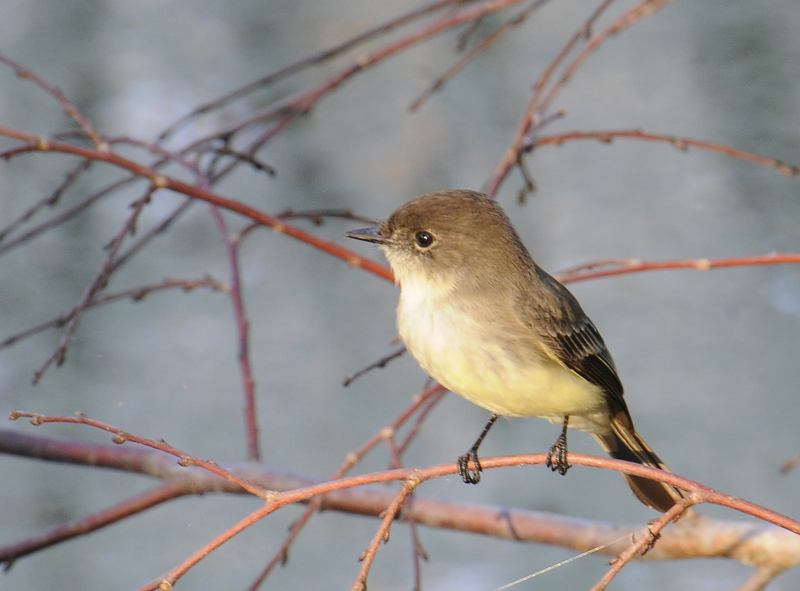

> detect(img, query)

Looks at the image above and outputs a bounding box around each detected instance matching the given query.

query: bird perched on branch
[347,190,683,512]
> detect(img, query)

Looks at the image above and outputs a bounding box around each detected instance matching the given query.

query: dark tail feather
[593,414,684,513]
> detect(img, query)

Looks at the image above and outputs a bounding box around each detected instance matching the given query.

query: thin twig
[396,387,448,456]
[0,277,225,350]
[352,479,420,591]
[207,203,260,461]
[189,0,531,145]
[554,253,800,284]
[0,481,190,569]
[276,208,379,227]
[110,198,195,272]
[589,496,697,591]
[780,454,800,474]
[0,159,92,242]
[7,411,272,499]
[245,383,444,588]
[343,347,407,387]
[537,0,677,115]
[0,125,395,282]
[484,0,616,195]
[530,129,800,177]
[31,187,155,383]
[200,145,276,176]
[408,498,429,591]
[410,0,550,111]
[156,0,474,143]
[734,567,785,591]
[0,173,139,257]
[0,55,107,149]
[529,0,614,109]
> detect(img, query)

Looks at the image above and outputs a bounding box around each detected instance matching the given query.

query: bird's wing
[514,266,626,409]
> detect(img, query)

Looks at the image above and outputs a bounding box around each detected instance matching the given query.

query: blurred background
[1,0,799,589]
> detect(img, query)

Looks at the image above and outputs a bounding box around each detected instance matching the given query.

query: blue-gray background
[1,1,799,589]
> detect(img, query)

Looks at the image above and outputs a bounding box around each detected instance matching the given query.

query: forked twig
[352,478,419,591]
[589,496,697,591]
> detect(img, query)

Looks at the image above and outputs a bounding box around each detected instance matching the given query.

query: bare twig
[276,208,379,226]
[554,253,800,284]
[343,347,407,387]
[0,481,190,569]
[0,55,107,149]
[0,277,225,349]
[244,383,445,588]
[205,145,276,175]
[7,412,271,499]
[156,0,475,143]
[352,478,419,591]
[537,0,677,115]
[0,173,139,257]
[484,0,616,195]
[735,566,785,591]
[0,159,92,242]
[531,129,800,177]
[410,0,550,111]
[589,496,697,591]
[0,125,395,282]
[31,187,155,383]
[206,203,260,460]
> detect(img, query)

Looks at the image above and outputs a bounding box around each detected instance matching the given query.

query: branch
[156,0,474,143]
[531,129,800,177]
[0,277,225,350]
[352,478,419,591]
[554,253,800,284]
[484,0,617,195]
[486,0,677,195]
[0,55,106,149]
[409,0,550,111]
[2,428,799,577]
[6,413,271,499]
[31,186,156,383]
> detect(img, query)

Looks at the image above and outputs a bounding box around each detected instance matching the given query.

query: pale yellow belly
[397,290,609,433]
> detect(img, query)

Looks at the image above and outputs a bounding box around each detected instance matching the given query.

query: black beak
[345,226,389,245]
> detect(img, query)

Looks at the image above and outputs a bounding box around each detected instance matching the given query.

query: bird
[346,189,684,512]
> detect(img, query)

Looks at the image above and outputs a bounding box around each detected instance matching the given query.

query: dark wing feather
[551,317,624,404]
[515,265,626,410]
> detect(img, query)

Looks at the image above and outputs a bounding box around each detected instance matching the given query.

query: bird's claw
[457,449,482,484]
[546,432,570,475]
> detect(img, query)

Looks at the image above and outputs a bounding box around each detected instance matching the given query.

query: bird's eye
[414,231,434,248]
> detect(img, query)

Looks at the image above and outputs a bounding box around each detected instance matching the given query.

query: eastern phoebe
[347,190,683,512]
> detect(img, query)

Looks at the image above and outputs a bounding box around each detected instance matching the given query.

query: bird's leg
[457,413,499,484]
[546,416,571,475]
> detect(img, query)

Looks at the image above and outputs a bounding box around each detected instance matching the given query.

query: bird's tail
[593,412,685,513]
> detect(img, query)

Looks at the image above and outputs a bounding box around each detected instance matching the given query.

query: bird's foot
[457,449,482,484]
[546,431,570,475]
